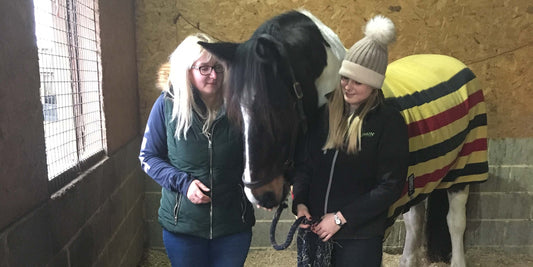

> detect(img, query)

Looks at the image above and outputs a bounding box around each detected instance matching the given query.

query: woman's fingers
[196,188,211,203]
[195,180,211,192]
[311,216,341,242]
[298,223,310,229]
[322,233,332,242]
[187,180,211,204]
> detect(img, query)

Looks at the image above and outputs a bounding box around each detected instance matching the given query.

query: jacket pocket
[173,193,182,224]
[238,184,248,224]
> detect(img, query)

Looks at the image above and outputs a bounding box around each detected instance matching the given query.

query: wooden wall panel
[136,0,533,137]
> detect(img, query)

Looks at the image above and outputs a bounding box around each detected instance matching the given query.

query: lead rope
[270,201,310,250]
[270,201,334,266]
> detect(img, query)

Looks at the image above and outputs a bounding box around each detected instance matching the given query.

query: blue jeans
[162,229,252,267]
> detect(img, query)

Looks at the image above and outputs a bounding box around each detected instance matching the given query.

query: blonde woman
[140,33,255,266]
[292,16,409,266]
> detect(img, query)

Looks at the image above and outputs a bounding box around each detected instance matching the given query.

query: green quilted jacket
[158,96,255,239]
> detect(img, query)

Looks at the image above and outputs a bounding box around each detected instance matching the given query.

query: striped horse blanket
[382,54,489,233]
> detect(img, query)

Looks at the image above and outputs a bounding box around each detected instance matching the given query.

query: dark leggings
[332,237,383,267]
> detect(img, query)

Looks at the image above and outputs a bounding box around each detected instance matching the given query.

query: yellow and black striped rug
[382,54,488,233]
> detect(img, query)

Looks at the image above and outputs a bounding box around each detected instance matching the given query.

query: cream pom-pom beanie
[338,15,396,89]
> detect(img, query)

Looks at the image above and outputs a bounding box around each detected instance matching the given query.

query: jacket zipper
[174,193,182,224]
[324,150,339,215]
[205,120,219,239]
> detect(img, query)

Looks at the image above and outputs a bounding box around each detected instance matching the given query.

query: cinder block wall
[384,139,533,255]
[0,1,143,266]
[136,0,533,255]
[467,139,532,253]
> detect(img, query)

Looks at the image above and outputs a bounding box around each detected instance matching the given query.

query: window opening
[33,0,106,192]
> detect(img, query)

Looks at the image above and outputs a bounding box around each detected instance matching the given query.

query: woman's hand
[312,213,342,242]
[187,180,211,204]
[296,204,312,229]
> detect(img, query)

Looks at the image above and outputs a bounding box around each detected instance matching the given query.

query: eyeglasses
[191,65,225,76]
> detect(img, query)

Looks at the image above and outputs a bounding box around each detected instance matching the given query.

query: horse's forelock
[226,32,300,153]
[230,42,283,128]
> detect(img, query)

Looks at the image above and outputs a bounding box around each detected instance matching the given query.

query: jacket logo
[361,131,375,137]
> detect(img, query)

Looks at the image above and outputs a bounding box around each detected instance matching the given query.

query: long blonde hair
[322,84,383,154]
[157,33,221,139]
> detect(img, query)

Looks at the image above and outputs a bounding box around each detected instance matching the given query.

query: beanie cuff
[338,60,384,89]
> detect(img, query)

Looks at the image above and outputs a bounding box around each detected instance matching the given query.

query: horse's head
[199,10,344,209]
[200,35,308,208]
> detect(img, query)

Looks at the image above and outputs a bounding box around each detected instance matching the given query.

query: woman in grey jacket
[292,16,408,266]
[140,33,254,267]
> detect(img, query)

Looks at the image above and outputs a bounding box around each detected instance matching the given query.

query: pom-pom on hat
[339,15,396,89]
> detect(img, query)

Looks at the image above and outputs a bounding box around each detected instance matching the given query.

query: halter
[241,33,308,190]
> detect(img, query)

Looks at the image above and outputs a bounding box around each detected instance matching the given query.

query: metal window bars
[33,0,106,192]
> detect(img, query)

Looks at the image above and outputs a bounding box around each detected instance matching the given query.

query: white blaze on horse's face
[241,46,342,210]
[241,103,287,209]
[240,105,257,204]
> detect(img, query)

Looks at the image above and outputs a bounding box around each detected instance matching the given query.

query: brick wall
[383,139,533,255]
[0,141,145,266]
[0,0,143,266]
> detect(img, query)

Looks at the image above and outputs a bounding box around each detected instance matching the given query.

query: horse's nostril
[258,191,278,209]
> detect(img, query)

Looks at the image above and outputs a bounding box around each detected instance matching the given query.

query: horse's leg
[400,200,429,267]
[447,184,469,267]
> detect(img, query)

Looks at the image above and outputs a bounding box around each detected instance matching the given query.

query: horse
[382,54,488,266]
[199,10,488,267]
[200,9,346,209]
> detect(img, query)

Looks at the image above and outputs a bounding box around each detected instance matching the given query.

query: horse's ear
[198,41,238,64]
[255,35,282,62]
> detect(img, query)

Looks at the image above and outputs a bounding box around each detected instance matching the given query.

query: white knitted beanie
[338,15,396,89]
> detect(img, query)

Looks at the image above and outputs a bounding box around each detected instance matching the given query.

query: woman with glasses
[140,33,255,267]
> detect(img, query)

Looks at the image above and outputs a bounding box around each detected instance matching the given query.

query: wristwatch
[334,212,344,226]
